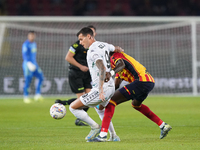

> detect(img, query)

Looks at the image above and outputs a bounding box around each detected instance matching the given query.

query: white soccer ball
[50,103,66,119]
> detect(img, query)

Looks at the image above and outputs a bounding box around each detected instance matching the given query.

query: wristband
[110,70,115,76]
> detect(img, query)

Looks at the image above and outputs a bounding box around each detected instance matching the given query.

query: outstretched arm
[96,59,106,101]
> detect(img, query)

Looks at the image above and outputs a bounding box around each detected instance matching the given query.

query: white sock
[69,106,99,128]
[159,122,165,129]
[95,107,116,136]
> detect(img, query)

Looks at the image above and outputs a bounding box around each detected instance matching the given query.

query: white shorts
[80,82,115,108]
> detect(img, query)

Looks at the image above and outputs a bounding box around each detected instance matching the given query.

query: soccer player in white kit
[69,27,124,141]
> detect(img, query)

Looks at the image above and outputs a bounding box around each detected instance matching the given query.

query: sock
[159,121,165,129]
[95,107,116,137]
[69,106,98,128]
[101,100,116,133]
[133,104,163,126]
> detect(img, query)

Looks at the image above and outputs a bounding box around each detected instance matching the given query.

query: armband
[110,70,115,76]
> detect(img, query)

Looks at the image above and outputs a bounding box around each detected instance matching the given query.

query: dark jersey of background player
[67,40,92,95]
[55,25,96,126]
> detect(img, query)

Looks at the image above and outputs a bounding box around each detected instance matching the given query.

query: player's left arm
[96,59,106,101]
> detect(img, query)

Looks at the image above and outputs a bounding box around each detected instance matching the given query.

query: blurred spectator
[18,0,33,16]
[84,0,98,15]
[3,0,200,16]
[51,0,62,5]
[85,0,97,12]
[110,3,125,16]
[0,0,6,15]
[73,0,86,16]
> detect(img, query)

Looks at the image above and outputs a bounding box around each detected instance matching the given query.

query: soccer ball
[50,103,66,119]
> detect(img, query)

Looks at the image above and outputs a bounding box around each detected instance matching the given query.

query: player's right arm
[65,46,88,72]
[96,59,106,101]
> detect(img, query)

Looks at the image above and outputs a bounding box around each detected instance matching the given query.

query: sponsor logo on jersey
[73,43,78,48]
[32,48,37,52]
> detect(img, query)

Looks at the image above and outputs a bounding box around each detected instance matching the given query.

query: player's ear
[87,34,91,39]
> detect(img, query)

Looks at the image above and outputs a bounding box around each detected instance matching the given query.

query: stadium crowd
[0,0,200,16]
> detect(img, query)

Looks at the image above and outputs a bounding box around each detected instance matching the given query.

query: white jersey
[87,41,115,89]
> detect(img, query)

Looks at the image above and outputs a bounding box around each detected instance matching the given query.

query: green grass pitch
[0,96,199,150]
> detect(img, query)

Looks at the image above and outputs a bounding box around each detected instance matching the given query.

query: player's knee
[109,100,117,106]
[132,100,141,109]
[69,105,75,113]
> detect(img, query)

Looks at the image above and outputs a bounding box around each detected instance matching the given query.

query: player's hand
[104,72,111,82]
[99,92,105,102]
[114,46,124,53]
[99,87,105,102]
[27,61,36,72]
[80,66,89,72]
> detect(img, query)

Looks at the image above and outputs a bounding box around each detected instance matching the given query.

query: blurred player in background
[69,27,123,141]
[55,25,96,126]
[22,31,44,104]
[89,51,172,142]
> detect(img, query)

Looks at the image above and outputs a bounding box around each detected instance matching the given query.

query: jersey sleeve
[22,42,31,62]
[69,42,79,54]
[106,43,115,52]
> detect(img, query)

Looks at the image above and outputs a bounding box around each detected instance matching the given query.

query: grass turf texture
[0,97,199,150]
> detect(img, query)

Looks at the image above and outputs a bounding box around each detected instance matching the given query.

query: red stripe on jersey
[145,74,150,82]
[149,75,155,82]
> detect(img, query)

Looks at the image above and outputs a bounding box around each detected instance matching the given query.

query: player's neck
[89,38,96,47]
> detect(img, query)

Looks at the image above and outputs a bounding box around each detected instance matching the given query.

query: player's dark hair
[87,25,96,31]
[28,31,35,34]
[77,27,93,37]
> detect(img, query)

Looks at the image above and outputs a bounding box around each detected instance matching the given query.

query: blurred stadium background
[1,0,200,16]
[0,0,200,97]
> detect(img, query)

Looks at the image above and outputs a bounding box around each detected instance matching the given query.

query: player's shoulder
[23,40,29,45]
[113,52,124,58]
[110,52,124,63]
[71,40,83,49]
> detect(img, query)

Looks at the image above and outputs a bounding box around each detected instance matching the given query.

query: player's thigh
[80,86,114,108]
[119,80,154,102]
[23,70,33,81]
[69,70,84,93]
[23,65,33,78]
[33,67,44,79]
[111,90,129,105]
[70,98,85,109]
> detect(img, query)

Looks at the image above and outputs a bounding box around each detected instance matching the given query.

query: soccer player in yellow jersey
[89,52,172,142]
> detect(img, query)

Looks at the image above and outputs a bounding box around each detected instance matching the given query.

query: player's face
[78,33,90,49]
[28,33,36,42]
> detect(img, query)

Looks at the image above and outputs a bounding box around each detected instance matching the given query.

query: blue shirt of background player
[22,40,38,68]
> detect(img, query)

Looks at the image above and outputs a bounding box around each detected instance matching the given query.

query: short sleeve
[69,42,79,54]
[107,43,115,52]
